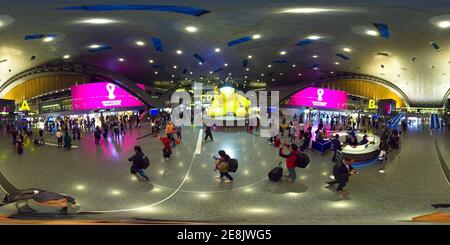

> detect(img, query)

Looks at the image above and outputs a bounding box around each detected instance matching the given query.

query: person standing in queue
[279,143,300,183]
[302,126,312,151]
[16,132,24,155]
[94,126,101,144]
[331,134,342,162]
[214,150,233,183]
[63,131,72,150]
[56,129,63,148]
[326,157,357,194]
[102,124,108,139]
[204,124,213,141]
[128,145,150,181]
[165,121,176,147]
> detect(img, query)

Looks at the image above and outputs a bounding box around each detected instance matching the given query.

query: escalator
[387,112,405,129]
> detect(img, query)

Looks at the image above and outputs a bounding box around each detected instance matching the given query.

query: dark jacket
[215,155,230,172]
[333,162,354,182]
[332,138,342,151]
[128,151,144,169]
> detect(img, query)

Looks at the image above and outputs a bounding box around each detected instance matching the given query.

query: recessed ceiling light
[176,50,183,54]
[279,72,283,75]
[366,30,378,36]
[268,64,272,68]
[214,48,221,53]
[136,41,145,46]
[118,58,125,62]
[224,63,228,66]
[244,76,248,78]
[185,26,198,32]
[172,74,175,77]
[190,72,193,74]
[257,79,260,82]
[248,55,252,59]
[312,55,318,58]
[198,62,203,65]
[89,44,101,49]
[82,18,115,24]
[280,51,287,55]
[292,64,296,67]
[343,47,352,52]
[314,67,318,70]
[252,34,261,39]
[307,35,321,40]
[63,55,70,59]
[246,68,250,71]
[261,73,264,76]
[298,73,302,76]
[154,71,158,74]
[209,71,213,74]
[43,36,55,42]
[149,59,154,63]
[173,65,177,69]
[282,8,332,14]
[335,62,340,65]
[330,71,334,74]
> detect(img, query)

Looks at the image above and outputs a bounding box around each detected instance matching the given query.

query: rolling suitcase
[163,148,171,158]
[268,162,283,182]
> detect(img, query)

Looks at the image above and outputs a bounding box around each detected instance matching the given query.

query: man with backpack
[214,150,234,183]
[128,145,150,181]
[279,144,301,182]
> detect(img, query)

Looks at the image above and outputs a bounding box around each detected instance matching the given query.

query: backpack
[228,159,238,172]
[140,155,150,169]
[295,153,310,168]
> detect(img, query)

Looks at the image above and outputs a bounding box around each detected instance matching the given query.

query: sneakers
[378,169,385,174]
[215,176,223,179]
[338,190,348,194]
[224,179,233,183]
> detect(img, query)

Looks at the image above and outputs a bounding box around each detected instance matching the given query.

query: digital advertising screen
[288,87,348,110]
[377,99,396,116]
[71,82,145,111]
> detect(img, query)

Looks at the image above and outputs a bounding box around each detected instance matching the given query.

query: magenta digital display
[71,82,145,111]
[288,87,348,109]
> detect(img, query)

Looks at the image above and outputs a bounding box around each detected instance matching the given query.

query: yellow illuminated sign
[19,100,30,111]
[368,99,377,109]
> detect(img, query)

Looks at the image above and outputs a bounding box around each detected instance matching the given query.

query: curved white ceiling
[1,0,450,106]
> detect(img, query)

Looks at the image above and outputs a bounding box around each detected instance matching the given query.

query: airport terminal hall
[2,0,450,229]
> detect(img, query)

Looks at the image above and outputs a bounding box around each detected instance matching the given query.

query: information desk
[312,140,331,154]
[333,132,381,161]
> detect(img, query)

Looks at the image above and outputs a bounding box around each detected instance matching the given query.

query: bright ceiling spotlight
[268,64,272,68]
[330,71,334,74]
[335,61,340,65]
[209,71,213,74]
[82,18,115,24]
[247,55,253,59]
[88,44,101,49]
[246,68,250,71]
[224,63,228,66]
[312,55,318,58]
[173,65,178,69]
[43,36,55,42]
[214,48,221,53]
[136,40,145,46]
[298,73,302,76]
[280,51,287,55]
[437,20,450,28]
[118,58,125,62]
[313,67,318,70]
[343,47,352,52]
[63,55,70,59]
[176,50,183,54]
[198,62,203,65]
[307,35,321,40]
[185,26,198,32]
[149,59,154,63]
[252,34,261,39]
[366,30,378,36]
[282,8,332,14]
[154,71,158,74]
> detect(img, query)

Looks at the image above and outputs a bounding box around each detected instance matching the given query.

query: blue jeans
[136,169,149,181]
[288,168,296,181]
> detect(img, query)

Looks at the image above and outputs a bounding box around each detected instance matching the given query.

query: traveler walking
[279,144,300,182]
[214,150,234,183]
[204,125,213,141]
[56,129,63,148]
[128,145,150,181]
[326,157,357,194]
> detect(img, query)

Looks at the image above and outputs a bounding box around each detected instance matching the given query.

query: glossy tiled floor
[0,124,449,224]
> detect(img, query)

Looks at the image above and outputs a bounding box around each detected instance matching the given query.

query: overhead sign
[71,82,145,111]
[288,87,348,110]
[368,99,378,109]
[19,100,30,111]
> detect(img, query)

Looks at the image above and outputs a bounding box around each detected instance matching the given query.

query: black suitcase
[268,162,283,182]
[17,147,23,155]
